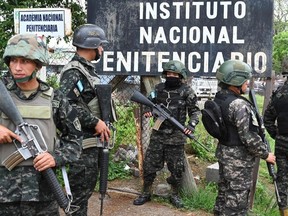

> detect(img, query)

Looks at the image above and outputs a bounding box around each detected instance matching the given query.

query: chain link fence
[47,38,149,175]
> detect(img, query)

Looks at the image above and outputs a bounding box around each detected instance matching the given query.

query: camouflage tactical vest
[272,83,288,134]
[0,88,56,167]
[60,60,101,117]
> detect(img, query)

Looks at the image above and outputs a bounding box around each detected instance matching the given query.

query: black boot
[169,184,183,208]
[133,184,152,205]
[133,193,151,205]
[170,193,184,208]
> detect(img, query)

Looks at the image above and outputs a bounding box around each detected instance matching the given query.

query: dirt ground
[60,154,214,216]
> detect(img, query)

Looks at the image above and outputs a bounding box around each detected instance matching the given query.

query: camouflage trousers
[275,143,288,209]
[0,201,59,216]
[143,133,185,187]
[214,161,252,216]
[68,147,99,216]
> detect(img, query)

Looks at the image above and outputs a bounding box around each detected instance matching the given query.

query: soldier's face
[241,80,249,93]
[166,71,179,78]
[9,57,37,79]
[94,45,103,61]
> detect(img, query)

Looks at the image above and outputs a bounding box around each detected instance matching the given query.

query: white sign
[14,8,72,37]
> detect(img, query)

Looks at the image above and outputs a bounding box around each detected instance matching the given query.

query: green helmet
[3,34,49,66]
[216,60,252,86]
[162,60,188,79]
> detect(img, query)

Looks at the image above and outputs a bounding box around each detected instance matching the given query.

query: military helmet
[216,60,252,86]
[73,24,108,49]
[162,60,188,79]
[3,34,49,66]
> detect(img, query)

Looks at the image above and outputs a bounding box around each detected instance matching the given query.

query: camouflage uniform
[214,89,269,216]
[0,79,82,216]
[59,53,101,215]
[143,82,200,198]
[264,81,288,210]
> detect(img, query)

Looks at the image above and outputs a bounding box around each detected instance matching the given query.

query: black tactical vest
[273,84,288,135]
[214,92,243,146]
[155,83,187,127]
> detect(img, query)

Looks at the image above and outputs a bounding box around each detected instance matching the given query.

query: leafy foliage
[273,31,288,73]
[108,160,131,180]
[187,120,217,161]
[46,74,60,89]
[113,105,137,150]
[0,0,86,69]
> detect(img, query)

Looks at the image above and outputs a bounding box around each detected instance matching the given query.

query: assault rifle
[130,91,209,151]
[96,84,115,216]
[0,80,76,215]
[249,89,281,205]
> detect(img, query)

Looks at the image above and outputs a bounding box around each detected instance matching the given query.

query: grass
[89,93,279,215]
[180,179,279,215]
[182,182,218,213]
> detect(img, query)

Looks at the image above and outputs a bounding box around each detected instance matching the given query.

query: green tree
[274,0,288,35]
[273,31,288,74]
[273,0,288,74]
[0,0,86,69]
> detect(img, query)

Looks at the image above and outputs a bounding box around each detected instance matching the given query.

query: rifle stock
[0,80,74,215]
[131,91,209,152]
[96,84,115,216]
[249,89,281,205]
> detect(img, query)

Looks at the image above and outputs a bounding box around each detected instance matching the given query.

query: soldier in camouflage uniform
[0,34,82,215]
[59,24,111,216]
[133,60,200,208]
[213,60,275,216]
[264,76,288,216]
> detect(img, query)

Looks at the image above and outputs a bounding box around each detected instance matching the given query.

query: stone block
[205,162,219,183]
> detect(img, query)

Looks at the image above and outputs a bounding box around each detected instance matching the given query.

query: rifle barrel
[131,91,209,152]
[0,80,23,125]
[249,89,281,205]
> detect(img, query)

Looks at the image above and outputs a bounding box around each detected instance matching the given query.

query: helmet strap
[239,86,244,94]
[14,71,37,83]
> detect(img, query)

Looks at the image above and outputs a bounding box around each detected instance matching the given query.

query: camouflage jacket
[0,78,82,202]
[59,54,100,139]
[264,80,288,148]
[216,89,269,166]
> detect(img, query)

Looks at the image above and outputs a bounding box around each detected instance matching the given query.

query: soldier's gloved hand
[144,112,153,118]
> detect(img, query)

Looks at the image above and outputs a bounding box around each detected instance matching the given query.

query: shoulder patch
[73,118,82,131]
[52,100,60,108]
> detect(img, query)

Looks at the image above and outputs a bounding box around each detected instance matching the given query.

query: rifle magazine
[153,118,164,130]
[2,150,25,171]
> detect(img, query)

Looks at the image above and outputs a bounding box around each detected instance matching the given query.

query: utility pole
[87,0,97,24]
